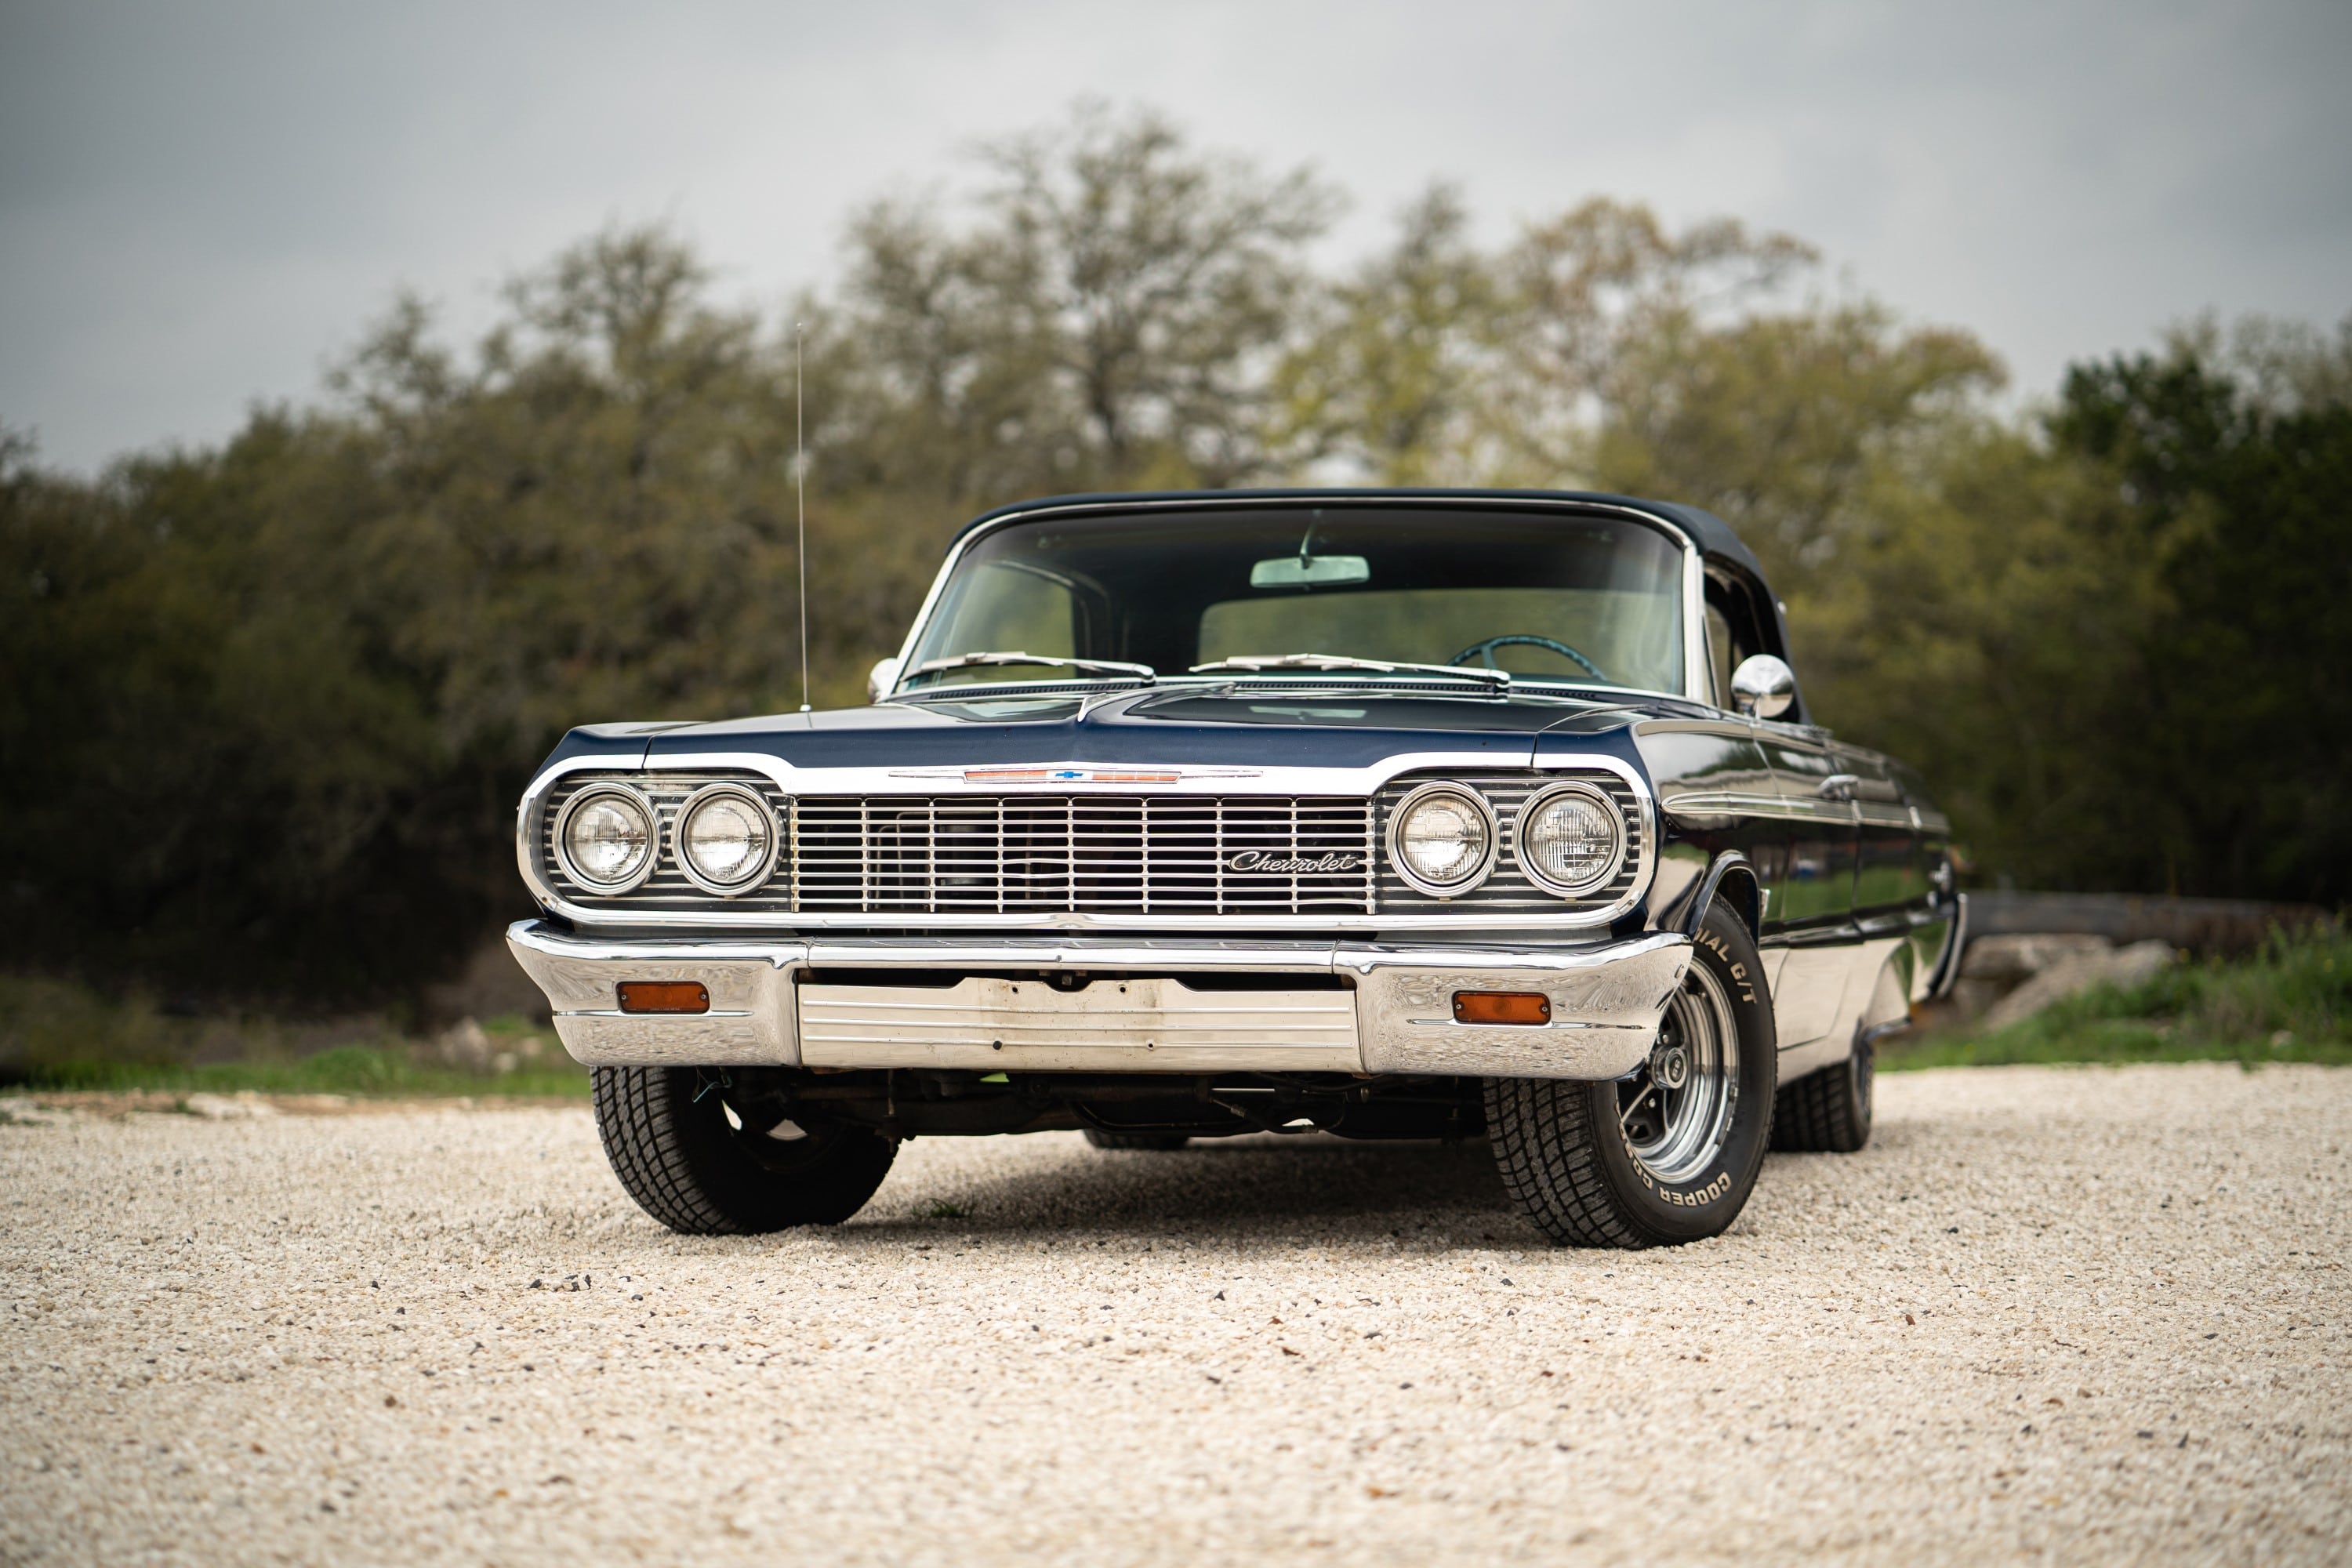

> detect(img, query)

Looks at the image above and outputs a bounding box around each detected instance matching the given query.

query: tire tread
[593,1066,744,1234]
[1770,1042,1871,1153]
[592,1066,896,1234]
[1483,1077,1646,1247]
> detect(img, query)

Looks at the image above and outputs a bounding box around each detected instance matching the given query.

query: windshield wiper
[1188,653,1512,689]
[906,651,1156,685]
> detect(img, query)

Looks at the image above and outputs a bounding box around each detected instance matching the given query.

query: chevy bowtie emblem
[1224,850,1364,874]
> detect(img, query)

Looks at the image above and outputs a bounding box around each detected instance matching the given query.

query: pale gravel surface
[2,1064,2347,1566]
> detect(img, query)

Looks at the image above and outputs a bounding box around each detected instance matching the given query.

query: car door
[1754,722,1860,1049]
[1838,745,1920,925]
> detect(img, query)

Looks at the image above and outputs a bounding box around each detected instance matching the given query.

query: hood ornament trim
[882,763,1265,786]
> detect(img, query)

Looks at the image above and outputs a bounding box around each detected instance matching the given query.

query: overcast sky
[4,0,2347,473]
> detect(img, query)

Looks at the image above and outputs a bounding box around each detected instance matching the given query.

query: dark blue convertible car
[508,491,1960,1247]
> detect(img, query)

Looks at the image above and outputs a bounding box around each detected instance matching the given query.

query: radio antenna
[795,320,811,715]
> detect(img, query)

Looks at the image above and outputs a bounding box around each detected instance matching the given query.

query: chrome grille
[792,795,1375,915]
[538,772,1377,917]
[536,768,1643,924]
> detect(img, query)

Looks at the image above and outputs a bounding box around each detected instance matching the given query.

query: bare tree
[831,102,1340,498]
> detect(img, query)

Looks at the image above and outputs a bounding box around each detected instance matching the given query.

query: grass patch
[19,1047,590,1099]
[0,975,588,1098]
[1885,920,2352,1070]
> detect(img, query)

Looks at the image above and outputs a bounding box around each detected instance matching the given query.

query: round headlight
[557,785,657,893]
[1515,782,1627,897]
[1387,783,1497,897]
[674,783,779,896]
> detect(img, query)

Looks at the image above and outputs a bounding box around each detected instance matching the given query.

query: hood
[545,685,1708,775]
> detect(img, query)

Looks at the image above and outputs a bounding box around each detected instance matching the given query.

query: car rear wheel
[1771,1033,1874,1152]
[592,1065,896,1235]
[1486,902,1777,1247]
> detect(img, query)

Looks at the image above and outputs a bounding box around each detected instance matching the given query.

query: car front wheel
[1486,902,1778,1247]
[592,1065,897,1235]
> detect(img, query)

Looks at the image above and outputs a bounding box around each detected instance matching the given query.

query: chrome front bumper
[505,921,1692,1082]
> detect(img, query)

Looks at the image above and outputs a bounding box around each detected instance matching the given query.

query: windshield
[902,505,1688,693]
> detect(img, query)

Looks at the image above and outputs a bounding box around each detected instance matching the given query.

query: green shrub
[1887,920,2351,1069]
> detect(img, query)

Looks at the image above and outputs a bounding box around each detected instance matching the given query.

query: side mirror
[1730,654,1796,720]
[867,655,904,703]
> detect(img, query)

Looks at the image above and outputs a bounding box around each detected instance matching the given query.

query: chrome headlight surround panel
[1512,779,1628,898]
[671,782,784,898]
[1383,780,1501,899]
[553,782,661,895]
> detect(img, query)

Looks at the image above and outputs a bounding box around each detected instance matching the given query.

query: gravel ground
[2,1063,2347,1566]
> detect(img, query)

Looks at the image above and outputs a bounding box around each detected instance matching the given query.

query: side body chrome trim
[1656,789,1856,828]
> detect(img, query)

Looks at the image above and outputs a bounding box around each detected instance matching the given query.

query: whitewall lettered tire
[1486,903,1778,1247]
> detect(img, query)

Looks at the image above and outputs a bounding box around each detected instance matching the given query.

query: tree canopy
[5,103,2345,1006]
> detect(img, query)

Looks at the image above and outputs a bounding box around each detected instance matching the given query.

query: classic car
[506,490,1961,1247]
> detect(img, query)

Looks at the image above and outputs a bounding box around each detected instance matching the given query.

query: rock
[1945,977,2007,1024]
[422,936,554,1028]
[1979,940,2176,1031]
[1960,933,2114,985]
[435,1018,494,1073]
[182,1094,278,1121]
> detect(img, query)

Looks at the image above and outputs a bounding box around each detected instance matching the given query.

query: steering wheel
[1449,634,1608,680]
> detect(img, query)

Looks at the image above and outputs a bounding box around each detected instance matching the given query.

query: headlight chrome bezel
[672,782,782,897]
[554,783,660,895]
[1385,781,1500,898]
[1513,780,1628,898]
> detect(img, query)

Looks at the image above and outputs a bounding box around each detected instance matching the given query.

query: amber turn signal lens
[1452,990,1551,1025]
[616,981,710,1014]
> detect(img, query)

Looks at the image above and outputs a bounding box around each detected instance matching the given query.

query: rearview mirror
[867,655,904,703]
[1730,654,1796,720]
[1250,554,1370,589]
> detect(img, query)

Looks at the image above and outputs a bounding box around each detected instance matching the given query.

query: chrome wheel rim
[1617,962,1739,1184]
